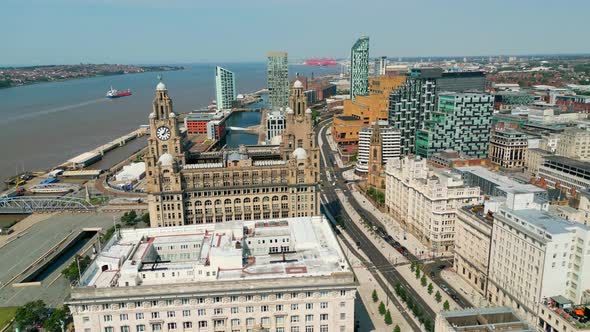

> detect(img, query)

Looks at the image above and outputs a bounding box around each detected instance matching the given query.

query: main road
[315,119,436,331]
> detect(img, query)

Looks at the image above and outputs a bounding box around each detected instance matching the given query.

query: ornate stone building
[146,80,320,227]
[367,123,383,189]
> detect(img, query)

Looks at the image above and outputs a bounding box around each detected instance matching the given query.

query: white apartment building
[266,109,286,144]
[67,217,357,332]
[355,124,401,173]
[487,193,590,323]
[385,156,482,252]
[556,127,590,161]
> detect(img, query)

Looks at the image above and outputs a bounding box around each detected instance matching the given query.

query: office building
[524,148,552,175]
[389,68,487,155]
[385,156,482,251]
[537,155,590,194]
[429,150,490,169]
[556,127,590,161]
[267,51,289,109]
[332,75,405,148]
[435,307,533,332]
[374,56,387,77]
[350,36,369,101]
[489,129,528,169]
[355,123,401,174]
[454,166,547,200]
[67,217,357,332]
[415,92,494,158]
[454,204,493,296]
[265,109,286,144]
[215,66,236,110]
[487,194,590,323]
[145,80,320,227]
[184,112,227,140]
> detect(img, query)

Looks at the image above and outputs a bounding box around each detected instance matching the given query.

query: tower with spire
[368,122,384,189]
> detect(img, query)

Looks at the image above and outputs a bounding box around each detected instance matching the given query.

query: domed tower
[146,77,185,227]
[282,80,320,216]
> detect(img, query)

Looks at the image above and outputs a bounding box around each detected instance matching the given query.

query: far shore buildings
[267,51,289,109]
[145,79,320,227]
[67,217,357,332]
[385,156,482,252]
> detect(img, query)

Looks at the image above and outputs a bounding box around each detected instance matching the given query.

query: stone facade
[146,80,320,227]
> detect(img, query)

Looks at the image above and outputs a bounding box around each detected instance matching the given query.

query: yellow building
[332,75,405,151]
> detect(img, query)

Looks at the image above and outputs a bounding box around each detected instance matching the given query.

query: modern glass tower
[215,66,236,110]
[350,36,369,100]
[374,56,387,77]
[267,51,289,109]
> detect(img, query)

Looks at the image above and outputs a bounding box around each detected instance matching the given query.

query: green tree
[372,289,379,303]
[435,291,442,303]
[415,265,421,279]
[121,210,138,224]
[393,325,401,332]
[427,283,433,295]
[61,255,91,282]
[384,309,392,325]
[443,300,450,311]
[15,300,47,328]
[141,213,150,224]
[424,319,433,332]
[410,261,416,272]
[43,306,69,332]
[420,275,427,287]
[378,302,386,315]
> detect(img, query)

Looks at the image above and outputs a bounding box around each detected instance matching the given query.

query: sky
[3,0,590,66]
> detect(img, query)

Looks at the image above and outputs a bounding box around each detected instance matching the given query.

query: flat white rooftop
[80,216,350,289]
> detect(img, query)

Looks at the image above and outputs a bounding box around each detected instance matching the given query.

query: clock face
[156,126,171,141]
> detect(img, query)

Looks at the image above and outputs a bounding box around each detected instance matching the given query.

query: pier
[93,128,147,156]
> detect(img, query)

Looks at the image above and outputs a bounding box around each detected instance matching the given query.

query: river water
[0,64,340,187]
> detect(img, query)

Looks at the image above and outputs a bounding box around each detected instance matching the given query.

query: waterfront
[0,63,340,187]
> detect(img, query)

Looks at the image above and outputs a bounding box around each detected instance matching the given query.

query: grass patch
[0,306,17,328]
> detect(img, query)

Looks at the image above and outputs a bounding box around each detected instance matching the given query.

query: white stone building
[556,127,590,161]
[385,156,482,252]
[67,216,356,332]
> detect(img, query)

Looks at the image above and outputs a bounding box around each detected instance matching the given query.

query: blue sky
[3,0,589,66]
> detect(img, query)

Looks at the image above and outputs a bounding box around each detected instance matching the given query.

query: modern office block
[350,36,369,101]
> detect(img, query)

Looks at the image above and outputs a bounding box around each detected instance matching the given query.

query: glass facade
[267,51,289,109]
[350,37,369,101]
[215,66,236,110]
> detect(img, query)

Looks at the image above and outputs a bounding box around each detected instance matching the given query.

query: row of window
[100,324,336,332]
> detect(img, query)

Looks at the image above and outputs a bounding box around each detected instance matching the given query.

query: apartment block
[267,51,289,109]
[350,36,369,101]
[355,124,401,173]
[67,217,357,332]
[385,156,482,251]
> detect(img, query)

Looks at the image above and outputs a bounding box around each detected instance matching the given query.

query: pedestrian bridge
[0,196,96,214]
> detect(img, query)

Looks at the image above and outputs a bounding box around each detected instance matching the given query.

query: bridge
[0,196,96,214]
[228,125,261,134]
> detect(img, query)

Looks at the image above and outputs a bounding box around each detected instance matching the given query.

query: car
[440,284,449,293]
[0,228,14,235]
[451,294,459,301]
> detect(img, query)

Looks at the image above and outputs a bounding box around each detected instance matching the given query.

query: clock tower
[146,79,186,226]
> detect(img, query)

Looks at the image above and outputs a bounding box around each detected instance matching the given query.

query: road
[315,120,434,331]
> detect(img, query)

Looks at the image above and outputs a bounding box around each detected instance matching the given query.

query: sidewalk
[0,213,55,249]
[335,189,460,313]
[440,269,489,307]
[324,125,345,168]
[338,229,414,331]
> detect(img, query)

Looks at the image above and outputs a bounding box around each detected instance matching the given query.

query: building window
[103,315,112,322]
[135,325,145,332]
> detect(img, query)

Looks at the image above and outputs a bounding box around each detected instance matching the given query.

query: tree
[62,255,91,282]
[427,283,433,295]
[121,210,138,224]
[372,289,379,303]
[15,300,47,328]
[384,309,393,325]
[443,300,450,311]
[43,306,69,332]
[141,213,150,224]
[424,319,433,332]
[415,265,421,279]
[410,261,416,272]
[378,302,386,315]
[421,275,427,287]
[393,325,401,332]
[435,291,442,303]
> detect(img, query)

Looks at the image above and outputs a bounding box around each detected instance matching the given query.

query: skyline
[4,0,590,66]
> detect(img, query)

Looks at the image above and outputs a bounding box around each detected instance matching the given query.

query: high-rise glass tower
[374,56,387,77]
[215,66,236,110]
[267,51,289,109]
[350,36,369,100]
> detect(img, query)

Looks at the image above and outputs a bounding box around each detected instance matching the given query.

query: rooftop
[499,207,590,239]
[454,166,545,194]
[78,216,350,289]
[437,306,534,332]
[543,155,590,172]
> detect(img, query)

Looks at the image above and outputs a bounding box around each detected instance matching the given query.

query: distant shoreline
[0,65,185,90]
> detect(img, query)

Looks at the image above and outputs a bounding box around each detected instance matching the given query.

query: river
[0,63,341,187]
